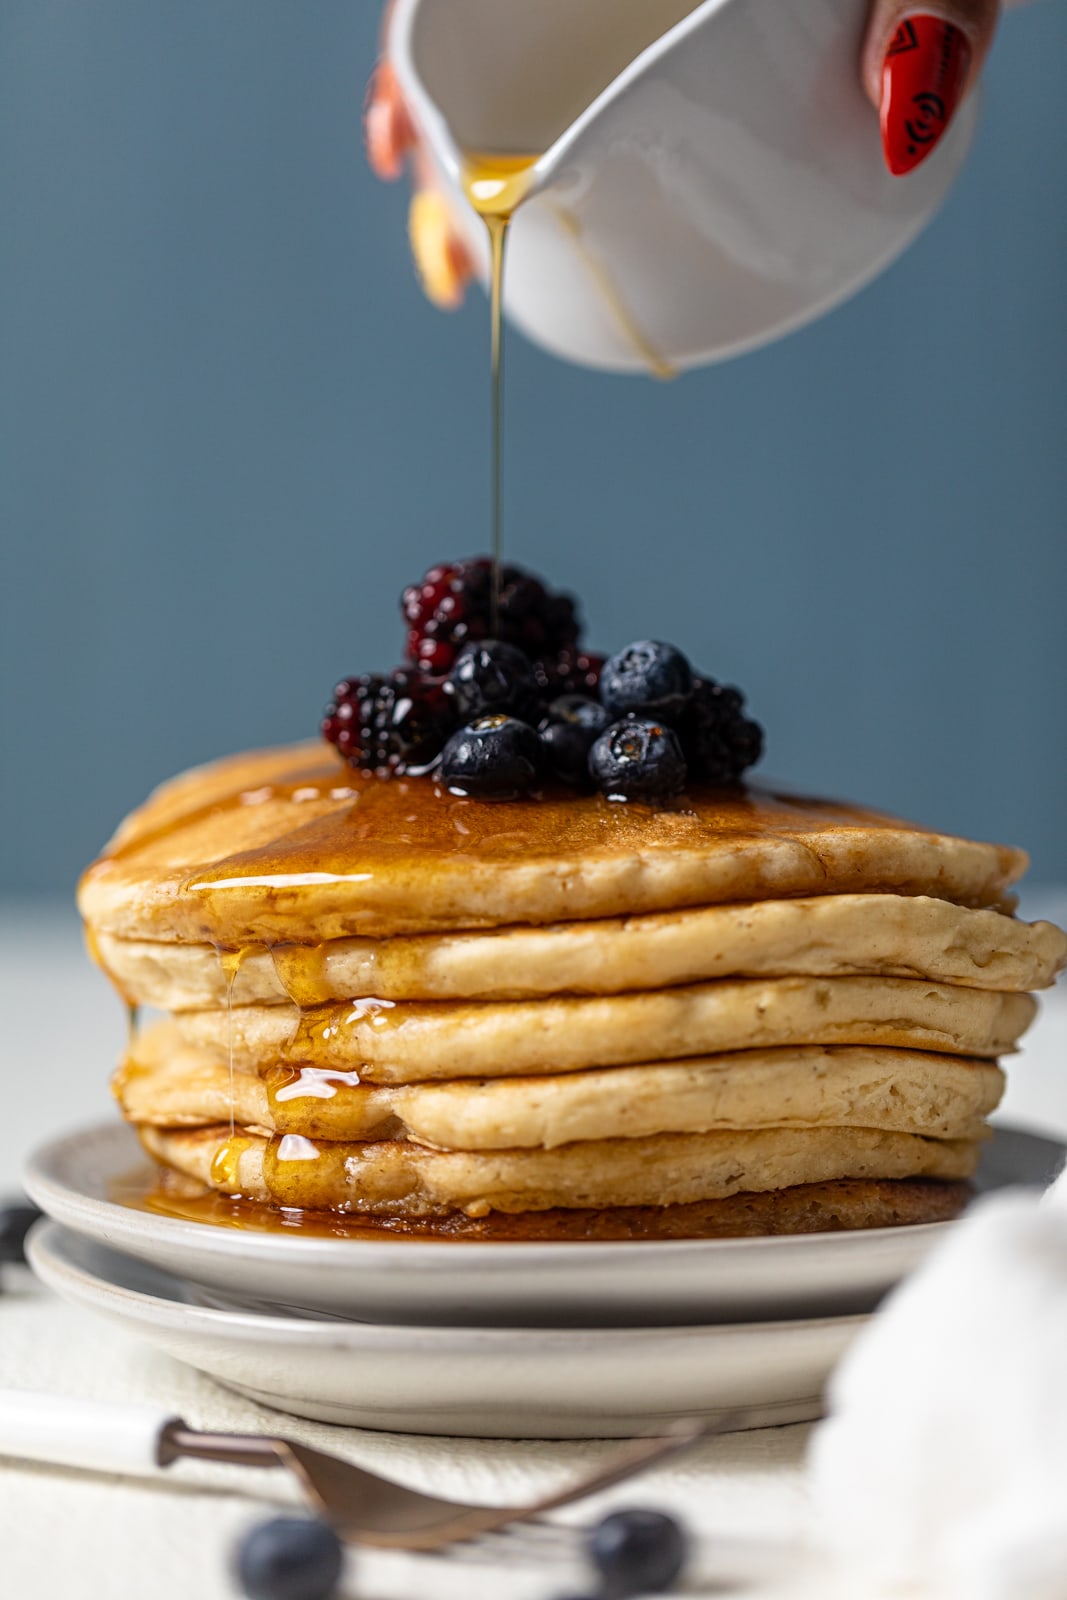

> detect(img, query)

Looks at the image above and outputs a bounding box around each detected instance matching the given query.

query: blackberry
[587,1508,689,1600]
[402,557,581,674]
[600,640,693,721]
[679,677,763,784]
[589,718,687,802]
[539,696,611,788]
[322,669,456,776]
[439,715,543,800]
[446,639,539,721]
[234,1516,343,1600]
[532,648,605,699]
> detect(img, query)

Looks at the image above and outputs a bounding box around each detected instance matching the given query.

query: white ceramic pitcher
[389,0,978,373]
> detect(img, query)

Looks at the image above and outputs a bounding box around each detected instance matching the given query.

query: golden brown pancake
[90,894,1067,1009]
[78,743,1026,944]
[171,976,1034,1082]
[116,1024,1004,1147]
[81,744,1052,1231]
[140,1122,981,1218]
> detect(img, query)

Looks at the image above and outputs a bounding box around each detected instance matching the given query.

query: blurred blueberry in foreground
[0,1201,43,1265]
[235,1516,343,1600]
[587,1507,689,1598]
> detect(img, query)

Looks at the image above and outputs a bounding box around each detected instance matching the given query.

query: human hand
[865,3,1002,175]
[366,2,1008,307]
[364,54,474,311]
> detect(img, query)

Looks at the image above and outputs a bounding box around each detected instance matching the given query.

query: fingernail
[880,15,972,176]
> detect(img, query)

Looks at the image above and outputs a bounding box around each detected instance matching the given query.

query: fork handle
[0,1389,182,1476]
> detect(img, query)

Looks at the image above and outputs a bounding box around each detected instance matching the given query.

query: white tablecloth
[2,899,1065,1600]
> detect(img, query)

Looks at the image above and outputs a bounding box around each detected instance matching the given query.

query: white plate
[27,1221,867,1438]
[25,1123,1063,1328]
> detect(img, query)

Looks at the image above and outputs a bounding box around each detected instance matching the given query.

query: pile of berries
[322,557,762,802]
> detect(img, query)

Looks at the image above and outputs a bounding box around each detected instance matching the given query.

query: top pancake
[78,742,1028,944]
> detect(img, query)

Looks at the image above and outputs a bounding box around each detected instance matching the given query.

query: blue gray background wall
[1,1,1065,892]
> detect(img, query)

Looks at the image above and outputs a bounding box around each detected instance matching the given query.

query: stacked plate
[25,1121,1064,1439]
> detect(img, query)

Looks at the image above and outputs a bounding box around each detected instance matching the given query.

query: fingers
[408,190,476,311]
[365,15,477,311]
[862,1,1000,174]
[364,59,416,181]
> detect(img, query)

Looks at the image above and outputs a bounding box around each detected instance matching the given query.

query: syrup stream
[487,211,507,628]
[461,154,539,621]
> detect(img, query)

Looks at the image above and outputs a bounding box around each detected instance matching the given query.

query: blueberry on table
[439,715,544,800]
[539,695,611,787]
[600,642,693,720]
[586,1508,689,1598]
[447,639,539,720]
[0,1201,43,1265]
[235,1516,343,1600]
[589,720,687,801]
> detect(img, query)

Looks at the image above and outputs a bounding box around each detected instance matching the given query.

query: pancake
[139,1122,981,1216]
[117,1025,1004,1147]
[90,894,1067,1009]
[172,976,1035,1083]
[77,743,1027,945]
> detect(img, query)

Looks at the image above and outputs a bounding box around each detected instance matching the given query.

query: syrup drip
[283,998,395,1070]
[270,1065,363,1103]
[551,204,674,380]
[269,942,333,1009]
[209,1134,253,1193]
[263,1064,375,1141]
[86,922,143,1044]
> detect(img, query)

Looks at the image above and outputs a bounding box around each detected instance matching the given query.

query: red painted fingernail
[880,15,972,176]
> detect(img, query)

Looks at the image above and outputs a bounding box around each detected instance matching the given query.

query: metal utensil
[0,1390,743,1550]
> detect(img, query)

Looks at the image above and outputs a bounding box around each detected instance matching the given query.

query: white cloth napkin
[809,1163,1067,1599]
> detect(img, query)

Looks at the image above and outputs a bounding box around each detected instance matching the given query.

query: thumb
[861,1,1000,174]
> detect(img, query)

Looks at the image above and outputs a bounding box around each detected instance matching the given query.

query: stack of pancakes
[79,743,1066,1237]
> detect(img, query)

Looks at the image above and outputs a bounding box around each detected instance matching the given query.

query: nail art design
[881,15,972,176]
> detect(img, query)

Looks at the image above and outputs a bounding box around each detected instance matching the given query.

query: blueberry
[539,695,611,788]
[0,1201,42,1265]
[589,719,687,801]
[439,715,543,800]
[234,1516,343,1600]
[446,639,539,721]
[587,1508,688,1599]
[600,642,693,721]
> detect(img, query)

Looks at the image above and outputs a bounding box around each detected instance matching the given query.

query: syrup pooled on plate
[111,1162,974,1242]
